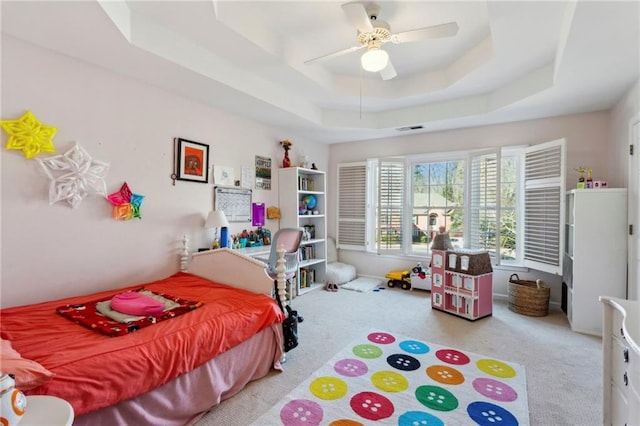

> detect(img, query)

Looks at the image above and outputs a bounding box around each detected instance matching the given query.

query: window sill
[362,250,529,272]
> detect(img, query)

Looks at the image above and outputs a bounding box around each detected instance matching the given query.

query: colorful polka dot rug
[254,330,529,425]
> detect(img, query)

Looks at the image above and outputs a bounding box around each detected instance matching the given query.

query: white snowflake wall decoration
[37,142,110,208]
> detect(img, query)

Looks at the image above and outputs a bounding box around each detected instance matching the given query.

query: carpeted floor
[196,287,602,426]
[340,277,384,292]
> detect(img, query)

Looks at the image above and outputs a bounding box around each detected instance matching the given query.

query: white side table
[20,395,74,426]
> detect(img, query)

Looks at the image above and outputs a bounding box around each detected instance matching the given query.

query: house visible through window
[411,159,465,256]
[336,139,565,272]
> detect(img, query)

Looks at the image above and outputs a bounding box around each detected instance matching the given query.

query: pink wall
[0,36,328,308]
[1,34,636,309]
[327,109,631,303]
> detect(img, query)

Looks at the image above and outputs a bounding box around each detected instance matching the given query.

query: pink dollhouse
[431,249,493,320]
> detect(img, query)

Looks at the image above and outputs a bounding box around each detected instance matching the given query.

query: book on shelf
[298,268,315,288]
[297,176,315,191]
[299,268,307,288]
[303,224,315,239]
[298,245,316,261]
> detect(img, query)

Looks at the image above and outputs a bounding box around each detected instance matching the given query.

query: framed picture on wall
[174,138,210,183]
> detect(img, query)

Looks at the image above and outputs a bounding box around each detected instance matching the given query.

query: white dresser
[600,296,640,425]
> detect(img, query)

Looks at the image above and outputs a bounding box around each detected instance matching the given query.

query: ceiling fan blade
[392,22,459,44]
[304,44,365,65]
[380,60,397,80]
[342,2,374,34]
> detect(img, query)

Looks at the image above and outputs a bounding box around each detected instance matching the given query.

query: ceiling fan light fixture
[361,47,388,72]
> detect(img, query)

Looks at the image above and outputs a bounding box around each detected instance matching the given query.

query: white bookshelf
[278,167,326,296]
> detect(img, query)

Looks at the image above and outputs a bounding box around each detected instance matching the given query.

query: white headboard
[187,248,273,295]
[179,236,287,303]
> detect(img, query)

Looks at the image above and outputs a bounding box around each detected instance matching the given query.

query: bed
[0,243,288,425]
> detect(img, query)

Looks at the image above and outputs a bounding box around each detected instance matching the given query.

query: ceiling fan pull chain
[360,66,363,120]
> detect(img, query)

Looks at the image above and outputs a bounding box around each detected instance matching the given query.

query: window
[337,139,565,272]
[377,159,404,252]
[337,163,367,249]
[411,159,465,255]
[522,140,566,274]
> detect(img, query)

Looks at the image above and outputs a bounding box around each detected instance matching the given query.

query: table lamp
[205,210,229,248]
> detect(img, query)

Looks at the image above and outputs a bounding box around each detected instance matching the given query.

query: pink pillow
[1,339,55,390]
[111,292,164,316]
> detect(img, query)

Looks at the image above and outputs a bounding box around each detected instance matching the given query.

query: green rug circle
[415,385,459,411]
[352,344,383,359]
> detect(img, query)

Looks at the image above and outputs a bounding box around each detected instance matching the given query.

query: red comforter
[0,272,284,416]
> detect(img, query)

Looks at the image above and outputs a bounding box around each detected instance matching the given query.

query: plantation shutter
[337,162,367,250]
[378,159,405,253]
[523,138,566,274]
[470,150,500,258]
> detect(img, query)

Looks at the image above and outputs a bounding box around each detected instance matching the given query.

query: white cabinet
[600,297,640,426]
[279,167,326,296]
[562,189,627,336]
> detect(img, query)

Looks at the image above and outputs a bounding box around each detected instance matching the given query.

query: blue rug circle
[399,339,430,354]
[398,410,444,426]
[467,401,518,425]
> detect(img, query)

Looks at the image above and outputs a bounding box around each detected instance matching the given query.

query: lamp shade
[361,48,389,72]
[205,210,229,229]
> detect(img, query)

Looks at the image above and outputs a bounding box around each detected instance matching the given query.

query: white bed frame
[179,235,288,304]
[75,237,289,425]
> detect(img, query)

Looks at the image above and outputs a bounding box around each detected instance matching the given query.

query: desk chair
[260,228,304,301]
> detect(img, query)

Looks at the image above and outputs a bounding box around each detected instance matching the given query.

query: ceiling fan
[305,2,459,80]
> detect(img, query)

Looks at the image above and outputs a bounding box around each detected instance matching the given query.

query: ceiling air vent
[396,125,424,132]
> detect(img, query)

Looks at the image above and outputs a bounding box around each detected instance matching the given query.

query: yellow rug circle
[309,376,349,400]
[476,359,517,378]
[371,370,409,392]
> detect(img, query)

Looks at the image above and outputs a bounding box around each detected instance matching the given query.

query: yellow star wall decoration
[0,110,57,159]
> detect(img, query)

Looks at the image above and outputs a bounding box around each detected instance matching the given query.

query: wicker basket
[508,274,550,317]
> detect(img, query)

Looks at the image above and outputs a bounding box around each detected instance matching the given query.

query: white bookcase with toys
[278,167,326,297]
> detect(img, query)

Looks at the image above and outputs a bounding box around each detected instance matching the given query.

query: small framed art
[175,138,209,183]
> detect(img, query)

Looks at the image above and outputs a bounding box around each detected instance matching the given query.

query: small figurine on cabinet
[585,168,593,188]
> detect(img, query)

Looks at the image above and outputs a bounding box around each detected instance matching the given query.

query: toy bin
[508,274,550,317]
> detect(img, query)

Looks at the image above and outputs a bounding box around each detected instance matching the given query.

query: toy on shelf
[575,166,597,189]
[230,227,271,249]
